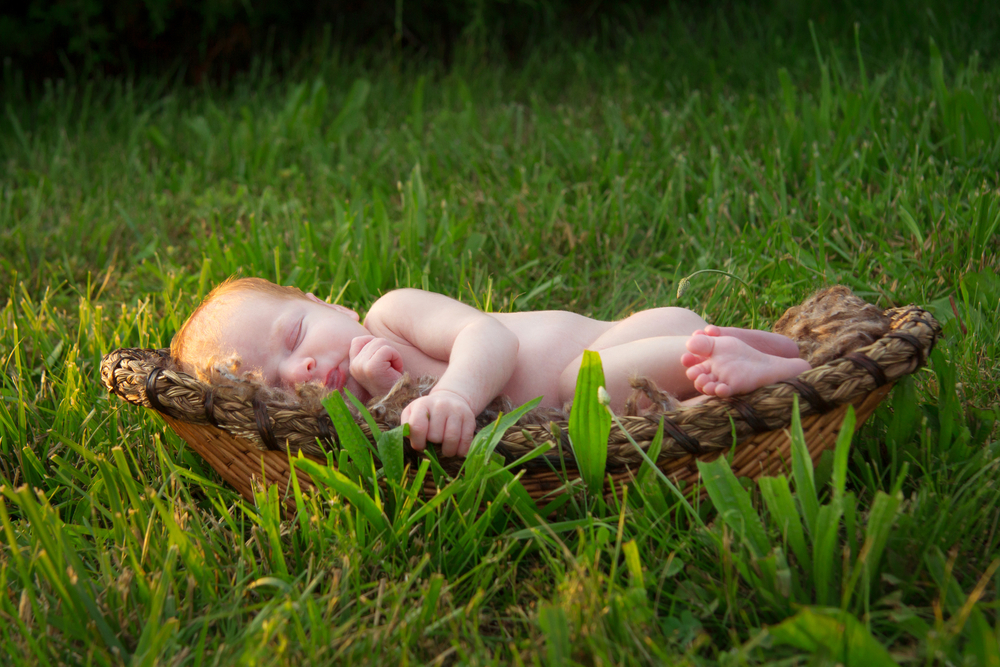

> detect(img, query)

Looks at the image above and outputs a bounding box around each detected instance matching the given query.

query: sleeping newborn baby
[172,278,816,456]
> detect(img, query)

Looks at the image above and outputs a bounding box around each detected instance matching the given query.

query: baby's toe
[693,372,717,393]
[703,325,723,337]
[681,351,704,368]
[714,382,733,398]
[685,362,709,382]
[686,334,715,356]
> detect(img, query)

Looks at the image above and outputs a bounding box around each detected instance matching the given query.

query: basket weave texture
[100,305,938,503]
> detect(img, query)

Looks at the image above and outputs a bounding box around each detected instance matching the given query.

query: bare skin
[202,286,810,457]
[680,325,812,398]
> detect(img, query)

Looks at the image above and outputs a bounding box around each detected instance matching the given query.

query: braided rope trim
[100,305,939,473]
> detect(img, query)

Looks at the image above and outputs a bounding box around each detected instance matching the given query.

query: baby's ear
[307,292,360,321]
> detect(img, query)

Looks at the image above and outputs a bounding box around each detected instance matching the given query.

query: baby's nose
[285,356,316,384]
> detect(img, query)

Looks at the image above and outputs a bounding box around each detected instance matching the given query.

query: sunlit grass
[1,1,999,663]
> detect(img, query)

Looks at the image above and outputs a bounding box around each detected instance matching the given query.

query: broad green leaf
[294,456,388,533]
[698,456,770,559]
[812,503,843,606]
[377,424,406,485]
[322,390,377,484]
[790,396,819,536]
[848,491,901,595]
[758,475,810,578]
[568,351,611,496]
[769,607,896,666]
[831,405,856,501]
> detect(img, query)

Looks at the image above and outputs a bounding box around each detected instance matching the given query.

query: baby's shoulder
[365,288,473,333]
[367,288,437,318]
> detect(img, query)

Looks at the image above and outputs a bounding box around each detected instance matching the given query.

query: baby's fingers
[371,343,404,372]
[456,418,476,457]
[435,415,468,458]
[350,335,375,361]
[401,404,430,452]
[425,412,476,458]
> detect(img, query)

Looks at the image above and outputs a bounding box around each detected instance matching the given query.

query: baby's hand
[349,336,404,397]
[400,390,477,457]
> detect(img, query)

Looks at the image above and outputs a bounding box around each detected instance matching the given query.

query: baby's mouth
[325,368,346,391]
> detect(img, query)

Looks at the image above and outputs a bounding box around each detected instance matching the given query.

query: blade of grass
[697,456,770,559]
[790,396,819,535]
[568,351,611,497]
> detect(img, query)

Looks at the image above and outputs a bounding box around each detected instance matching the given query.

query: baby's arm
[365,289,519,456]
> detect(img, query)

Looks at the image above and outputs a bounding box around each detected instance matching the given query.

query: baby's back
[490,310,611,405]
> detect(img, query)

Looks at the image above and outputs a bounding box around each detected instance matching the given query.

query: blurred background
[5,0,998,83]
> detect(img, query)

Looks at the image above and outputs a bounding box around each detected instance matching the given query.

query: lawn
[2,1,999,663]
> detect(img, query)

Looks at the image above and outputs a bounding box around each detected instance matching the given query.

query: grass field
[2,1,1000,663]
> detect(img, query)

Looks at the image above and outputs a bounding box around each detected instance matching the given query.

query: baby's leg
[681,333,811,398]
[714,326,801,358]
[693,324,801,358]
[592,309,798,358]
[590,307,709,349]
[559,337,700,411]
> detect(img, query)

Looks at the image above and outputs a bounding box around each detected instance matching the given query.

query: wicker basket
[100,305,939,507]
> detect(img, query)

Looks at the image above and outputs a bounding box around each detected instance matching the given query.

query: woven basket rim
[100,303,939,475]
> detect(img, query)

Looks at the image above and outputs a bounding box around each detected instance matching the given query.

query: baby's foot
[695,324,801,359]
[681,332,811,397]
[691,324,723,339]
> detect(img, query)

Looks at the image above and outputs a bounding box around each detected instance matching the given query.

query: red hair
[170,277,311,378]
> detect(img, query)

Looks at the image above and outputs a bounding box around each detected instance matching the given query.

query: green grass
[2,1,1000,663]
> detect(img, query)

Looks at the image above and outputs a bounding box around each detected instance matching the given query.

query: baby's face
[214,292,371,396]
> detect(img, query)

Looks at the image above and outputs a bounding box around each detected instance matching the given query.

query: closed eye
[287,319,303,350]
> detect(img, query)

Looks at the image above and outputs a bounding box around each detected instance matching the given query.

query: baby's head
[172,277,368,392]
